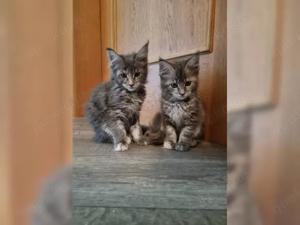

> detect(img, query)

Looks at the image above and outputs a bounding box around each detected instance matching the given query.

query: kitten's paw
[175,143,190,152]
[114,143,128,152]
[125,136,132,145]
[163,141,175,150]
[130,123,142,143]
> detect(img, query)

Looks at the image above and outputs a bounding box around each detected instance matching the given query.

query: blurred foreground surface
[0,0,72,225]
[228,0,300,224]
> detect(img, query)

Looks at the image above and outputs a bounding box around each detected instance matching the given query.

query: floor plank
[73,119,227,224]
[73,207,226,225]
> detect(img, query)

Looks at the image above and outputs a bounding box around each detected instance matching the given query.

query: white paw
[142,139,149,146]
[163,141,174,149]
[130,124,142,142]
[114,143,128,152]
[125,136,132,145]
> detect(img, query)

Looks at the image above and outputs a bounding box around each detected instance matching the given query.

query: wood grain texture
[99,0,116,82]
[73,118,226,224]
[73,141,226,210]
[73,207,226,225]
[204,0,227,144]
[116,0,214,62]
[74,0,102,116]
[73,119,226,211]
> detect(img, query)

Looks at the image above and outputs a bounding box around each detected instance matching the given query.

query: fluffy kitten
[146,53,205,151]
[86,42,149,151]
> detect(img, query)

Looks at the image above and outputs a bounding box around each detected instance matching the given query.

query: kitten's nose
[178,85,185,96]
[128,79,134,87]
[179,89,185,96]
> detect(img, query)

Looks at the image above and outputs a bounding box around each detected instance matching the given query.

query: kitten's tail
[143,113,165,145]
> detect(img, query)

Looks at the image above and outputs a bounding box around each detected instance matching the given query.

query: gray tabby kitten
[146,53,205,151]
[86,42,149,151]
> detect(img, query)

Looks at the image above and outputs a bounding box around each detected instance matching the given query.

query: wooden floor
[73,119,227,225]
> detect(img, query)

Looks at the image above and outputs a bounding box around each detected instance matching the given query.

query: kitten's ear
[159,57,175,76]
[107,48,122,65]
[136,41,149,63]
[185,52,200,73]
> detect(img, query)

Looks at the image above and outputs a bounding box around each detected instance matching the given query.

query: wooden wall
[74,0,102,116]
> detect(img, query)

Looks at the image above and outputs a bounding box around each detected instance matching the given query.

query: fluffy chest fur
[108,85,145,113]
[87,81,146,128]
[162,98,198,128]
[107,83,145,127]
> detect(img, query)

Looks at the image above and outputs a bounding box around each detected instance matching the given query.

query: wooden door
[74,0,226,145]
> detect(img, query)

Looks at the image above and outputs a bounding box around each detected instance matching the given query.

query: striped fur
[86,42,149,151]
[146,53,205,151]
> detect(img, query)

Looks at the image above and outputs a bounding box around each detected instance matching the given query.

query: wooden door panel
[116,0,214,62]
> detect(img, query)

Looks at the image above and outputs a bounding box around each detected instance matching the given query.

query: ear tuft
[107,48,122,65]
[159,57,174,75]
[185,52,200,72]
[136,41,149,62]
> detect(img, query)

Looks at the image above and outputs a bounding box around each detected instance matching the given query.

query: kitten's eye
[171,83,177,88]
[185,81,192,86]
[134,72,140,77]
[120,73,127,78]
